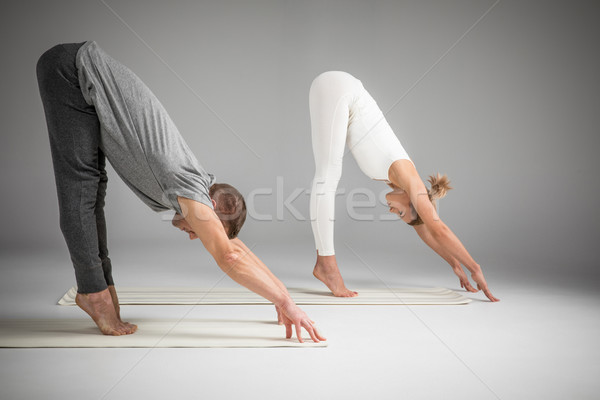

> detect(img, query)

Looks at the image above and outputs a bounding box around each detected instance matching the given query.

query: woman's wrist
[467,263,482,274]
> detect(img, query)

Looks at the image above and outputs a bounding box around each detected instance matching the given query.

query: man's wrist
[274,295,294,309]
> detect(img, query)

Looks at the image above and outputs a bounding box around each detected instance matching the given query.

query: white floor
[1,243,599,400]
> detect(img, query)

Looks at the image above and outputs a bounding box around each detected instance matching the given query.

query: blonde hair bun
[427,173,452,200]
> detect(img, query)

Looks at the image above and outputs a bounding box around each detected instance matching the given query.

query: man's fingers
[304,323,319,343]
[311,324,326,341]
[285,323,292,339]
[295,322,303,343]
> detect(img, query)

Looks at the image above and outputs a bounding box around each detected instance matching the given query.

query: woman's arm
[413,223,478,293]
[389,161,499,301]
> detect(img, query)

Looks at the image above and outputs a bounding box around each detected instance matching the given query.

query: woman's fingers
[454,267,473,291]
[483,288,500,302]
[457,273,477,293]
[464,281,478,293]
[472,275,500,302]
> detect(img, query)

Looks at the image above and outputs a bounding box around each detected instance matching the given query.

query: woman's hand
[470,269,500,302]
[452,264,478,293]
[452,263,499,302]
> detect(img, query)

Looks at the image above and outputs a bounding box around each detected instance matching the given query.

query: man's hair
[209,183,247,239]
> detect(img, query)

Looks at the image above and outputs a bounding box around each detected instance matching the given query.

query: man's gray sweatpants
[36,42,114,294]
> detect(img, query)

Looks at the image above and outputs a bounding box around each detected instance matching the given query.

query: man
[36,41,324,343]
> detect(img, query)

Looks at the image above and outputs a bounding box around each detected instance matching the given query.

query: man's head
[209,183,247,239]
[172,183,247,240]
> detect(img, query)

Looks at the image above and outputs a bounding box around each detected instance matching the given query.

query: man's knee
[36,44,79,89]
[58,197,97,236]
[36,45,63,83]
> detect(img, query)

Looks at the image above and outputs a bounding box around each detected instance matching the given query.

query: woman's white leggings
[309,71,412,256]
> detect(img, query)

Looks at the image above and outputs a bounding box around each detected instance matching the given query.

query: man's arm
[177,197,325,342]
[230,238,290,324]
[229,238,290,296]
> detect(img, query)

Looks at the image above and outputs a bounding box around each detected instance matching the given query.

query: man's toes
[122,323,137,334]
[119,320,138,333]
[104,328,122,336]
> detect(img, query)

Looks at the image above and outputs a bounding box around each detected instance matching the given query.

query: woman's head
[385,173,452,225]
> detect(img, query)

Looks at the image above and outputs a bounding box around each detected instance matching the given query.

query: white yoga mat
[0,318,327,348]
[58,286,471,306]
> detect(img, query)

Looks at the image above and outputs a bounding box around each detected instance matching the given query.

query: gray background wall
[1,0,598,278]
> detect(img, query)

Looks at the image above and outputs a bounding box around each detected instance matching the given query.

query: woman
[309,71,498,301]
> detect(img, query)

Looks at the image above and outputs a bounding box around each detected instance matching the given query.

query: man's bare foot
[107,285,137,330]
[313,254,358,297]
[75,288,137,336]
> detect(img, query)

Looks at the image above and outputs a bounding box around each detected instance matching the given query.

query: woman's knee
[313,171,342,193]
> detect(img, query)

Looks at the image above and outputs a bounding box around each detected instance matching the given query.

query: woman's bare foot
[75,288,137,335]
[107,285,137,330]
[313,254,358,297]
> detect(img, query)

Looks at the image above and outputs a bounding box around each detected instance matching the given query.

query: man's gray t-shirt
[75,41,214,214]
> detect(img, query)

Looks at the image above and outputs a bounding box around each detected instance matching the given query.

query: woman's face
[385,189,418,224]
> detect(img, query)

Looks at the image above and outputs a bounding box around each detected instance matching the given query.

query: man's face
[172,215,198,240]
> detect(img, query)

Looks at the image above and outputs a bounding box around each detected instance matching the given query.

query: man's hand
[177,197,328,341]
[277,299,326,343]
